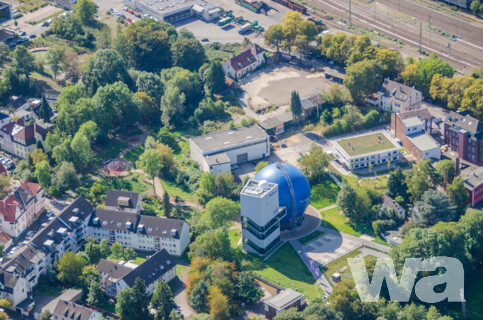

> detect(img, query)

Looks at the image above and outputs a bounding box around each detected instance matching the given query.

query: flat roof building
[190,124,270,175]
[332,131,402,170]
[264,289,306,319]
[0,2,11,25]
[124,0,220,23]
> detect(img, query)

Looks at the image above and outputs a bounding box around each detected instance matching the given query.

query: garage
[237,153,248,163]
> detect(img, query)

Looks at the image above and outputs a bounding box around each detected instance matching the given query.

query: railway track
[306,0,483,72]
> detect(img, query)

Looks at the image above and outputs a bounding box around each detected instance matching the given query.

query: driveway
[173,276,196,318]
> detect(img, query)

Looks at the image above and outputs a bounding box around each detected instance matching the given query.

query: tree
[198,197,239,232]
[460,78,483,120]
[434,159,455,187]
[406,159,432,202]
[35,160,51,188]
[264,24,284,51]
[156,143,176,178]
[471,0,481,14]
[0,43,10,67]
[413,189,456,227]
[343,60,376,103]
[447,176,468,217]
[298,143,332,183]
[189,229,233,261]
[39,94,51,123]
[116,278,150,320]
[86,280,102,307]
[78,121,99,142]
[387,167,408,199]
[12,46,35,77]
[203,60,226,94]
[83,49,131,95]
[151,281,174,320]
[136,72,164,103]
[100,239,111,257]
[109,242,125,260]
[303,299,342,320]
[188,278,209,313]
[274,308,305,320]
[47,47,65,80]
[117,19,172,72]
[75,0,97,24]
[55,162,80,191]
[161,86,186,127]
[290,91,302,119]
[459,209,483,268]
[57,252,87,285]
[71,132,92,171]
[84,241,101,264]
[0,299,12,308]
[137,149,163,191]
[0,174,8,199]
[337,184,358,220]
[162,190,172,218]
[234,272,263,304]
[40,311,53,320]
[63,49,81,84]
[255,161,268,173]
[171,37,206,71]
[208,286,230,320]
[123,247,137,261]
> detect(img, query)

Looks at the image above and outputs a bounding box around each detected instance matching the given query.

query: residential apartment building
[105,190,142,214]
[88,209,190,257]
[463,167,483,207]
[443,111,483,166]
[98,248,176,298]
[0,121,52,159]
[375,78,422,113]
[0,181,45,238]
[190,124,270,175]
[50,300,102,320]
[381,194,405,219]
[223,44,265,79]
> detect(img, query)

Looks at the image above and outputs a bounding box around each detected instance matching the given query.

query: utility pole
[349,0,352,26]
[429,13,432,48]
[419,22,422,53]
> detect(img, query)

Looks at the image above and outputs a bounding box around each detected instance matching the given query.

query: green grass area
[228,228,241,248]
[323,249,361,280]
[342,175,389,191]
[78,173,151,199]
[124,146,144,163]
[132,257,146,265]
[176,264,189,279]
[320,206,361,236]
[93,138,128,163]
[251,242,323,302]
[18,0,47,13]
[160,179,197,203]
[336,132,396,156]
[310,177,340,210]
[34,287,64,297]
[298,230,325,246]
[32,50,49,61]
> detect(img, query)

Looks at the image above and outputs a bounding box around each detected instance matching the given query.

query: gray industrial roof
[135,0,216,14]
[190,124,267,153]
[264,288,304,310]
[205,152,230,165]
[402,117,423,128]
[463,167,483,190]
[445,111,483,134]
[406,132,440,152]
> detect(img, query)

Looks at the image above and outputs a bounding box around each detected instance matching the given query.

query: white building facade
[223,44,265,79]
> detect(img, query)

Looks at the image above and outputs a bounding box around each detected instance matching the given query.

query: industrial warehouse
[123,0,220,23]
[189,124,270,175]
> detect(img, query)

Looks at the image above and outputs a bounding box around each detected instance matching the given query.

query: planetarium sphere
[254,163,311,224]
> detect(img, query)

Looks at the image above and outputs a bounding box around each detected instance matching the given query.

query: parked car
[18,31,26,36]
[29,34,37,39]
[125,17,132,22]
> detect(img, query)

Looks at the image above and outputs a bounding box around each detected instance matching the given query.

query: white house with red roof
[0,121,52,159]
[0,181,44,238]
[223,44,266,80]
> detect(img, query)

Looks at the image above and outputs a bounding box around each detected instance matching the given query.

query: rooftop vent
[93,217,100,225]
[126,221,133,229]
[171,229,178,237]
[72,208,80,215]
[138,224,145,232]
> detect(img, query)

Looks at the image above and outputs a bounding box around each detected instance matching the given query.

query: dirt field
[240,64,330,113]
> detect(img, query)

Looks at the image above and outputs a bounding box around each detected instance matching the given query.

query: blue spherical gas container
[254,163,311,226]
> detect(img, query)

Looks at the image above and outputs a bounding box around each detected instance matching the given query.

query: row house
[0,181,45,239]
[88,209,190,257]
[98,248,176,298]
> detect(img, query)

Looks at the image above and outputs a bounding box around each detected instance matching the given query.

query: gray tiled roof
[121,249,175,287]
[105,190,140,210]
[444,111,483,134]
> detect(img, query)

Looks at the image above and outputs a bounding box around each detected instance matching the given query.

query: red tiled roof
[0,231,11,244]
[19,181,41,196]
[0,196,21,222]
[13,124,35,142]
[226,44,265,72]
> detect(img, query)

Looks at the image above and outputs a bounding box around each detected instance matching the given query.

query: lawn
[310,176,340,210]
[320,206,361,237]
[323,249,362,280]
[160,179,197,203]
[132,257,146,265]
[251,242,323,302]
[124,146,144,163]
[78,173,151,199]
[176,264,189,279]
[342,174,389,191]
[298,230,325,246]
[336,132,396,156]
[18,0,47,13]
[228,228,242,248]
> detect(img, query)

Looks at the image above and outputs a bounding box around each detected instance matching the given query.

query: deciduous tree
[57,252,87,285]
[151,281,174,320]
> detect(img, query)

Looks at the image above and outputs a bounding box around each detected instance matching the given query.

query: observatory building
[240,163,311,255]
